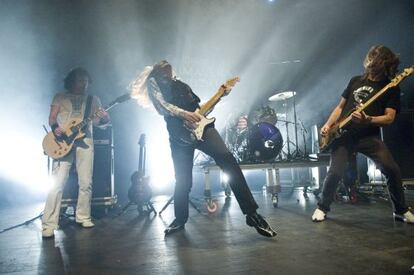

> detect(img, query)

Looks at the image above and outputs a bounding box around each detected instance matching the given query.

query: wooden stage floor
[0,191,413,274]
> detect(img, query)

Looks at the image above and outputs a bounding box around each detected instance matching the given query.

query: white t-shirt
[51,92,102,138]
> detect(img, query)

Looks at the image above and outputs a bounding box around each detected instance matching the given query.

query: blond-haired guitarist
[131,60,276,237]
[42,68,110,238]
[312,45,414,224]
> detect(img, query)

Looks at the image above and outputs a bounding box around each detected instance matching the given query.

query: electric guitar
[42,93,131,159]
[172,76,240,145]
[128,134,152,206]
[320,66,414,152]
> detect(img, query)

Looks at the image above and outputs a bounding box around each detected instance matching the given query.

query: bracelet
[51,123,59,132]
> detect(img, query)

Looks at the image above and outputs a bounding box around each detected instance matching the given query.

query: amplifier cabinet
[61,125,117,208]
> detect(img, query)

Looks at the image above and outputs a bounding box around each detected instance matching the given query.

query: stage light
[145,126,175,192]
[367,161,384,184]
[221,173,229,184]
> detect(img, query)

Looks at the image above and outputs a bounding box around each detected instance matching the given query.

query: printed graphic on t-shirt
[352,85,374,105]
[70,96,84,116]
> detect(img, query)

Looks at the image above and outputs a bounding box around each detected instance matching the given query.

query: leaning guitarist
[42,68,109,238]
[312,45,414,223]
[131,60,276,237]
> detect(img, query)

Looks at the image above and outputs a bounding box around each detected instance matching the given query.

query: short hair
[63,67,92,90]
[363,45,400,80]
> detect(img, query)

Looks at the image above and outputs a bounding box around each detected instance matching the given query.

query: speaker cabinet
[62,125,116,207]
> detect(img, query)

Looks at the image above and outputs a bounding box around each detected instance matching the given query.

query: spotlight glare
[222,173,229,184]
[146,128,175,192]
[0,131,51,194]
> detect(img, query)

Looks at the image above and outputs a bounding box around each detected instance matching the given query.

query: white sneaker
[312,208,327,222]
[77,220,95,228]
[42,228,54,238]
[394,211,414,224]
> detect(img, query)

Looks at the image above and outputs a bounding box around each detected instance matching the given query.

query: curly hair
[363,45,400,80]
[63,67,92,90]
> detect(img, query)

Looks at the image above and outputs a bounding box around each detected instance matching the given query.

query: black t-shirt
[340,75,400,138]
[157,79,200,112]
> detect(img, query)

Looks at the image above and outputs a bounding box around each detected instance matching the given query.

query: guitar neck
[199,87,226,116]
[77,99,119,129]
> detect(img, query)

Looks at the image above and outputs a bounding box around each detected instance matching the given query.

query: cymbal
[268,91,296,102]
[276,113,287,118]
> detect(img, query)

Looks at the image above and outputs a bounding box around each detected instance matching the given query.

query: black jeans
[318,136,407,214]
[170,127,258,223]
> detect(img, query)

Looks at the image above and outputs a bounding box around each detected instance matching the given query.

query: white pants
[42,139,94,229]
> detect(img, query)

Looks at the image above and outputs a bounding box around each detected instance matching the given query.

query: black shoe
[246,213,277,238]
[164,220,185,236]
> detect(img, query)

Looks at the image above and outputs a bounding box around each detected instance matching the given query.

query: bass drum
[249,122,283,161]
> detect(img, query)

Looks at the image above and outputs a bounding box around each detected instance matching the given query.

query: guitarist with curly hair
[313,45,414,223]
[42,68,110,238]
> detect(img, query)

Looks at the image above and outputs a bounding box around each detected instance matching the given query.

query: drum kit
[224,90,307,163]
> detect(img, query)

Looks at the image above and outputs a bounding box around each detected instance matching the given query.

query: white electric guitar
[172,77,240,144]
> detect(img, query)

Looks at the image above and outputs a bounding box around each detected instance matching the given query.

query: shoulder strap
[84,95,93,119]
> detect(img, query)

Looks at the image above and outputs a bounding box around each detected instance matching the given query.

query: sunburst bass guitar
[42,93,131,159]
[320,66,414,152]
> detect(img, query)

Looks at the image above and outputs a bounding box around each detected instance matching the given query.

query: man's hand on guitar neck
[351,111,372,125]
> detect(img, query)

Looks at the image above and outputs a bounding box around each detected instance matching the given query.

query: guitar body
[319,124,342,152]
[42,118,86,160]
[128,172,152,204]
[170,76,241,145]
[42,92,131,160]
[174,114,216,145]
[191,109,216,141]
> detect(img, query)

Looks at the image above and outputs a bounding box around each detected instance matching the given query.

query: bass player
[312,45,414,223]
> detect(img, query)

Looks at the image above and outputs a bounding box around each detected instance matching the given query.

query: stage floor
[0,191,413,274]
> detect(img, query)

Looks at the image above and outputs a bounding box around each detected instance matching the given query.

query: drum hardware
[298,118,309,158]
[268,90,306,160]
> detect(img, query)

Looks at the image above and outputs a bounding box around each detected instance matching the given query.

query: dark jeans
[318,136,407,214]
[170,127,258,223]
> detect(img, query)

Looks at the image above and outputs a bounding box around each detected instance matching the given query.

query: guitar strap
[84,95,93,119]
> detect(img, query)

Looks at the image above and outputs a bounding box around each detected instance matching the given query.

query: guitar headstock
[115,93,131,103]
[389,66,414,87]
[222,77,240,94]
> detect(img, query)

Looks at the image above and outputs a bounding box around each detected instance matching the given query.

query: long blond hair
[129,61,176,108]
[129,66,154,108]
